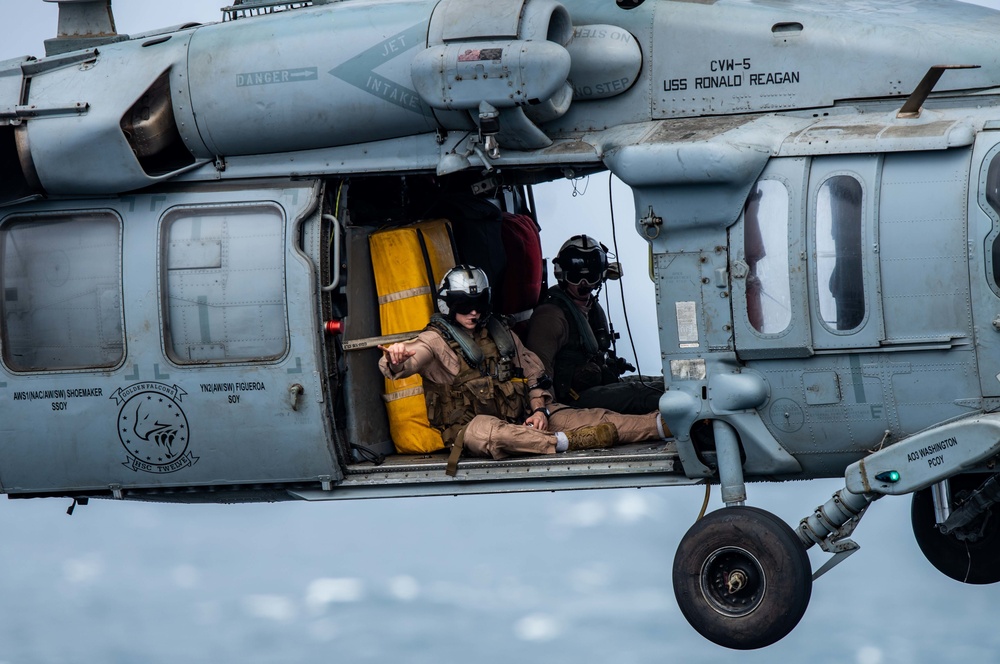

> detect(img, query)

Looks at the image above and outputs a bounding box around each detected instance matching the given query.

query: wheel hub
[700,546,766,617]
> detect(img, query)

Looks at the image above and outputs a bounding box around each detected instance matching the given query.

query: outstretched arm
[377,331,457,382]
[377,340,426,379]
[379,342,417,368]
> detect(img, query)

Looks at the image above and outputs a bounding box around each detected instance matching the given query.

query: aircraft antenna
[897,64,980,119]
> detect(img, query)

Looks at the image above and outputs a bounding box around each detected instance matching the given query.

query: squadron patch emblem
[111,382,198,473]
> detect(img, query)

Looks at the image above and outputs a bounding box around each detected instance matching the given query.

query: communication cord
[606,172,647,384]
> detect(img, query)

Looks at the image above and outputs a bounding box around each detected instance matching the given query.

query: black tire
[911,474,1000,585]
[672,506,813,650]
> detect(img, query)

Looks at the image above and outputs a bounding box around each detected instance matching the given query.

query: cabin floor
[289,440,698,500]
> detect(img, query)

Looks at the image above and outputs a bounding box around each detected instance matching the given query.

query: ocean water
[0,480,996,664]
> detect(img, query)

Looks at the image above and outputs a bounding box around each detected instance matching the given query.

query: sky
[3,2,1000,663]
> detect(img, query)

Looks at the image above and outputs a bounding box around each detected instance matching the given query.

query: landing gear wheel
[672,506,812,650]
[912,474,1000,585]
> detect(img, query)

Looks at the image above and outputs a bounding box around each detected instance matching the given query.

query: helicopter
[3,0,1000,650]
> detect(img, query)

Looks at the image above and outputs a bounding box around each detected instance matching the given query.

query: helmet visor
[449,292,491,315]
[562,271,603,288]
[556,244,608,288]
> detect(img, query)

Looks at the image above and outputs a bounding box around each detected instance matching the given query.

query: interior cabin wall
[339,222,394,458]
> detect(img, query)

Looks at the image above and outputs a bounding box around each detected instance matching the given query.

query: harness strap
[381,386,424,402]
[487,316,517,360]
[445,426,467,477]
[428,314,484,368]
[428,314,517,371]
[378,286,432,305]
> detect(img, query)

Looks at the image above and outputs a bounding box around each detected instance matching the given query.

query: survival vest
[422,314,528,448]
[542,286,615,401]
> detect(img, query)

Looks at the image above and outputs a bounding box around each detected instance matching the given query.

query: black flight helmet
[553,235,609,289]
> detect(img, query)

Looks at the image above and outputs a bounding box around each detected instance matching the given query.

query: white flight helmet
[436,265,492,317]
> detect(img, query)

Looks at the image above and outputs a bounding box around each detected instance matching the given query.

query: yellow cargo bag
[370,219,456,454]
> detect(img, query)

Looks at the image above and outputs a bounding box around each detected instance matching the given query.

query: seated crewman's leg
[463,414,559,460]
[563,422,619,451]
[572,380,664,414]
[548,406,669,444]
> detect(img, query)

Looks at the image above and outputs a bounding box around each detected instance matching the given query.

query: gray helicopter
[3,0,1000,649]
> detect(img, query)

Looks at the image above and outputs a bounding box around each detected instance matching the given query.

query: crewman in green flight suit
[526,235,663,414]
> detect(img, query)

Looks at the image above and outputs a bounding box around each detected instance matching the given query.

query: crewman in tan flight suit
[379,265,669,473]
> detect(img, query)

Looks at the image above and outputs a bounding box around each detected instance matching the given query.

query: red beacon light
[324,320,344,335]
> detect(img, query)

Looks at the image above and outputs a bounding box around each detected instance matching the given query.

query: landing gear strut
[672,506,812,650]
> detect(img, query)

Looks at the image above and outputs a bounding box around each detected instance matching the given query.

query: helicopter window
[816,175,864,331]
[162,204,287,363]
[1,213,124,371]
[986,154,1000,287]
[987,151,1000,214]
[744,180,791,334]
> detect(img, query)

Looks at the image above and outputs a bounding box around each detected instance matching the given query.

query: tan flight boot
[565,423,619,451]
